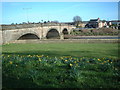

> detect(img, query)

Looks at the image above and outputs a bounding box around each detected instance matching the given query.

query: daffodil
[87,61,89,63]
[70,63,73,67]
[74,61,77,63]
[39,58,42,61]
[8,55,10,57]
[104,61,106,63]
[28,55,31,57]
[9,61,13,64]
[98,59,101,61]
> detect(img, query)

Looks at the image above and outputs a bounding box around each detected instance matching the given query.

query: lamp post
[23,8,31,23]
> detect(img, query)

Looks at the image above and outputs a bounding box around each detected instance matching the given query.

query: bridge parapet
[1,23,73,30]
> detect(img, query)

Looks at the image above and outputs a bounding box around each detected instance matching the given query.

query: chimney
[98,17,100,20]
[97,17,100,22]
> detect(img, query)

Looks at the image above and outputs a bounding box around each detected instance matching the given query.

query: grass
[2,43,120,88]
[2,43,119,59]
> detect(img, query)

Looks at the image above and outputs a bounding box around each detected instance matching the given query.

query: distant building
[85,18,110,28]
[110,20,120,29]
[110,20,120,25]
[85,18,100,28]
[77,21,88,28]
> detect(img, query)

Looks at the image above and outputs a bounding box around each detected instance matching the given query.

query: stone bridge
[0,23,75,44]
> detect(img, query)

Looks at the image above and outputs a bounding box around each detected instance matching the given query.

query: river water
[68,36,120,39]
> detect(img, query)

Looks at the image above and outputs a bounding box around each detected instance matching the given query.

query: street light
[23,8,31,23]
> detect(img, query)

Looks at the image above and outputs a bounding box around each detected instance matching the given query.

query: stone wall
[0,30,2,45]
[9,39,120,44]
[1,23,70,30]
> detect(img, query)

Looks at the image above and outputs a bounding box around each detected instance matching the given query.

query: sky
[1,2,118,24]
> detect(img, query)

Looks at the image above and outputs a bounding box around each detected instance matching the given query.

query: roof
[82,21,89,24]
[110,20,120,22]
[89,18,100,22]
[90,19,99,22]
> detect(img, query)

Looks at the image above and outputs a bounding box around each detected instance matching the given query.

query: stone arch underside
[46,29,60,39]
[17,33,40,40]
[62,28,68,35]
[62,28,69,39]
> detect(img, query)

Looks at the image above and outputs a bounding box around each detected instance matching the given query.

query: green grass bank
[2,43,120,88]
[2,43,119,59]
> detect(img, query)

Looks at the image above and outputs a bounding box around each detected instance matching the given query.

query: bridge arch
[18,33,40,40]
[46,28,60,39]
[62,28,68,35]
[17,32,40,40]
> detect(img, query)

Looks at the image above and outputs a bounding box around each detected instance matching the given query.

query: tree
[51,20,59,23]
[11,23,14,25]
[44,21,47,23]
[102,20,106,22]
[41,20,43,23]
[73,16,82,27]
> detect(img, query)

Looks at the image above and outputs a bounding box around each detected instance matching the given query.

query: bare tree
[73,16,82,27]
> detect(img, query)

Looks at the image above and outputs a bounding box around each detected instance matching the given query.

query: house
[110,20,120,29]
[85,18,109,28]
[85,18,100,28]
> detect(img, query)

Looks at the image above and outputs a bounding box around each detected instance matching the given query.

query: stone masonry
[1,23,75,44]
